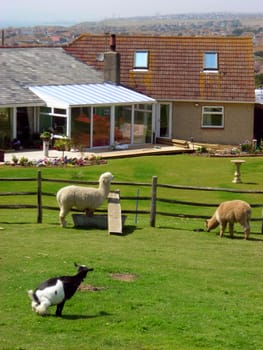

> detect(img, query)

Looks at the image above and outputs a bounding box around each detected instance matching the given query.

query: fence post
[135,188,140,224]
[37,170,42,223]
[261,208,263,234]
[150,176,157,227]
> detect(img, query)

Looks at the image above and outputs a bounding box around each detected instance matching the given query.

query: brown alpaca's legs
[243,221,250,240]
[219,222,227,238]
[229,223,234,238]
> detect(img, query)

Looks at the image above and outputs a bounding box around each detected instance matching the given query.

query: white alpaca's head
[99,172,114,185]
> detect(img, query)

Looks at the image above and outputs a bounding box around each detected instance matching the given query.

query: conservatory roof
[29,83,156,108]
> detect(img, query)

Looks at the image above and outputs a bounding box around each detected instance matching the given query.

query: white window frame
[204,52,218,71]
[156,102,172,138]
[133,50,149,70]
[201,106,224,128]
[39,106,70,136]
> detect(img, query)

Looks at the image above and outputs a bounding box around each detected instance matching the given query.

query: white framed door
[156,102,172,139]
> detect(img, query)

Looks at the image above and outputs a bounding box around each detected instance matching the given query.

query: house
[0,47,155,150]
[64,34,256,145]
[255,89,263,142]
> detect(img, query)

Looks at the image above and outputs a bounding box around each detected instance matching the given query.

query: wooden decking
[3,143,193,162]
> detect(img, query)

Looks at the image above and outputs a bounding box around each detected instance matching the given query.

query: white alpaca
[56,172,114,227]
[205,200,251,239]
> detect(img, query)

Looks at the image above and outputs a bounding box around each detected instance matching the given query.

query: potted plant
[40,131,51,157]
[54,138,72,157]
[40,131,51,141]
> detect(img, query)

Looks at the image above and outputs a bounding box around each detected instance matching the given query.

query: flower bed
[4,155,107,167]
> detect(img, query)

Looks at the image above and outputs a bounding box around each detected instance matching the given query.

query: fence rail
[0,171,262,232]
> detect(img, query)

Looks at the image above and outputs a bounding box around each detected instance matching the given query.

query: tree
[255,73,263,88]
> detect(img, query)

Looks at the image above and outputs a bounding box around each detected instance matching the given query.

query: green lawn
[0,154,263,349]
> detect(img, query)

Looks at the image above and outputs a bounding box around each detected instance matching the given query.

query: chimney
[109,34,116,51]
[104,34,120,84]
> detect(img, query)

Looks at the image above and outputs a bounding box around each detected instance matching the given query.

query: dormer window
[134,50,149,70]
[204,52,218,71]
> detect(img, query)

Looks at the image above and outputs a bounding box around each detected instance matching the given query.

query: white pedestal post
[43,140,49,157]
[231,160,245,183]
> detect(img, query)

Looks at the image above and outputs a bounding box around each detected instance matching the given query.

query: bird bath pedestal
[40,132,51,157]
[43,140,49,157]
[231,160,245,183]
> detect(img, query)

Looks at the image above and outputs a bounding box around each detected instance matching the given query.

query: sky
[1,0,263,26]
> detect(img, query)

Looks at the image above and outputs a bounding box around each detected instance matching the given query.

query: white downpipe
[66,108,71,137]
[12,107,17,139]
[90,107,94,147]
[110,106,115,146]
[131,105,134,144]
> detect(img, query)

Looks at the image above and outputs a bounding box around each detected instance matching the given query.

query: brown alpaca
[205,200,251,239]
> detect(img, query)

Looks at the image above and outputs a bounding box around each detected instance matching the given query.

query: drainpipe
[12,107,17,139]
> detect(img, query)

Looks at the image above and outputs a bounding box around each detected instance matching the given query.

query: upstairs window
[202,106,224,128]
[134,50,149,69]
[204,52,218,71]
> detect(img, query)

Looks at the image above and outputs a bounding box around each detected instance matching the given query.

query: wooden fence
[0,171,262,232]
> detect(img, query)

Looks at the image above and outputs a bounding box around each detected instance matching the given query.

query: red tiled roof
[64,34,255,102]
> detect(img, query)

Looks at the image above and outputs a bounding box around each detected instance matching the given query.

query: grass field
[0,154,263,349]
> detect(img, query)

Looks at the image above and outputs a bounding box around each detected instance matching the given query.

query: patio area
[2,143,192,163]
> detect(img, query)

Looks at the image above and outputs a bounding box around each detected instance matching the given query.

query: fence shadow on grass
[242,182,259,185]
[0,221,37,225]
[222,235,263,241]
[158,225,205,231]
[119,225,137,236]
[67,224,137,236]
[59,310,112,320]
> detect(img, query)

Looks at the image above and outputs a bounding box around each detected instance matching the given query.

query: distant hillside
[70,12,263,36]
[2,12,263,79]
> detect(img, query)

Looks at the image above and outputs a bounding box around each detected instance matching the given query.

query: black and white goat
[28,263,93,316]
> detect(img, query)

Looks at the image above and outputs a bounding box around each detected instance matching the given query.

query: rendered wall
[172,102,254,145]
